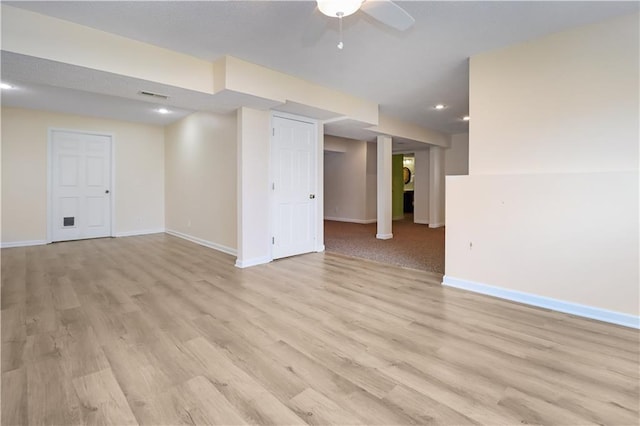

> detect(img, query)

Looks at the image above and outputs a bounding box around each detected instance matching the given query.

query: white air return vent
[138,91,169,100]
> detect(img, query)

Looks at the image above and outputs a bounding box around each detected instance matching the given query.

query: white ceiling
[2,1,638,139]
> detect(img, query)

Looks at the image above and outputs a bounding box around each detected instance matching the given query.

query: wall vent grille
[138,91,169,100]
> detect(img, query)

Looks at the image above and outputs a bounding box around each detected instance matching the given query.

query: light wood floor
[2,234,639,425]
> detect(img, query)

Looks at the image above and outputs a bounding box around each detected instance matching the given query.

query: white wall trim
[1,240,48,249]
[235,256,271,269]
[316,244,325,253]
[428,222,445,228]
[376,233,393,240]
[324,217,376,224]
[442,275,640,329]
[414,219,429,225]
[115,229,165,238]
[165,229,237,256]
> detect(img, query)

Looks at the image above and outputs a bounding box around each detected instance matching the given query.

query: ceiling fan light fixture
[317,0,363,18]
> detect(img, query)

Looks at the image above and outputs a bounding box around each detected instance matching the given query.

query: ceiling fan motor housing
[317,0,363,18]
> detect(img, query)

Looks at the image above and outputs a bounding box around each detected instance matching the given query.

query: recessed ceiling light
[157,108,170,114]
[0,83,14,90]
[434,104,446,110]
[462,115,470,121]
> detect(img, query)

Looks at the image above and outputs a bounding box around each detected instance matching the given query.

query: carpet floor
[324,216,445,274]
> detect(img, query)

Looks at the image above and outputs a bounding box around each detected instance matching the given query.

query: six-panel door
[51,130,112,242]
[271,116,317,259]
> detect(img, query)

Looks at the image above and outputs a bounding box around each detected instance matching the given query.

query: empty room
[1,1,638,425]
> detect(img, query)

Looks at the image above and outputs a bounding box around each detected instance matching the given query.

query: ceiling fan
[316,0,415,49]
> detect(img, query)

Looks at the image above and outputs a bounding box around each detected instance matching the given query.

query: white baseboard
[235,256,271,268]
[165,229,237,256]
[316,244,325,252]
[414,219,429,225]
[0,240,48,249]
[442,275,639,329]
[1,230,165,247]
[324,217,376,224]
[429,222,445,228]
[115,228,165,238]
[376,233,393,240]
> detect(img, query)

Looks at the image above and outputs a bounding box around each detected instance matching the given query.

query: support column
[376,135,393,239]
[413,149,430,224]
[429,145,445,228]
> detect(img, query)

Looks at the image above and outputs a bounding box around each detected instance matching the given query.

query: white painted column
[429,145,446,228]
[376,135,393,239]
[236,107,271,268]
[413,149,430,225]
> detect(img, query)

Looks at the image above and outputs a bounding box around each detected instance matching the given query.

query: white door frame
[269,111,319,260]
[47,128,116,243]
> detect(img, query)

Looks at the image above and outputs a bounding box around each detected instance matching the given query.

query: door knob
[309,194,315,199]
[105,190,110,194]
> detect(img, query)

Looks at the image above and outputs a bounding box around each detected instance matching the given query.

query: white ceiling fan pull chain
[337,12,344,49]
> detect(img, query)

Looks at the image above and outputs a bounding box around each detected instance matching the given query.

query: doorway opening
[322,137,444,274]
[401,153,415,219]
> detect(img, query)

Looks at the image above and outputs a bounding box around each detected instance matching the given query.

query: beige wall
[374,114,449,148]
[1,107,165,244]
[469,14,638,175]
[164,111,237,253]
[323,136,371,223]
[413,150,430,225]
[428,146,446,228]
[236,107,271,267]
[224,57,378,126]
[365,142,377,222]
[446,13,639,319]
[445,133,469,176]
[447,172,638,315]
[2,5,216,94]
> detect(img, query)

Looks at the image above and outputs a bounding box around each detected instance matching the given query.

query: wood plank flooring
[2,233,639,425]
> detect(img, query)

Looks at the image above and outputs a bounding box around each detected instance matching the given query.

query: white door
[272,115,317,259]
[51,130,112,242]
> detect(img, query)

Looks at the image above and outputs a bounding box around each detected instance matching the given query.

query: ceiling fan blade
[360,0,415,31]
